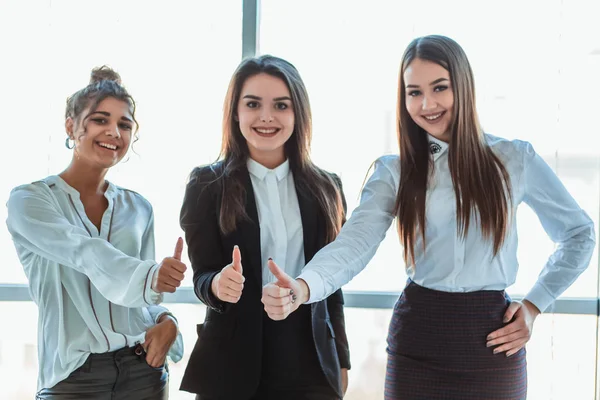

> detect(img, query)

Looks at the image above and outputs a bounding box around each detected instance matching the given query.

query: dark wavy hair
[217,55,344,242]
[66,65,139,137]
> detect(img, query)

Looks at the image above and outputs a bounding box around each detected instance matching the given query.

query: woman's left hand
[486,300,540,357]
[143,315,178,367]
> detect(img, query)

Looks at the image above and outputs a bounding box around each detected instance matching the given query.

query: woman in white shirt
[6,66,186,399]
[261,35,596,400]
[179,55,350,400]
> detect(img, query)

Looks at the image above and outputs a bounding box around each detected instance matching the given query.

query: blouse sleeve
[298,156,398,302]
[6,182,161,308]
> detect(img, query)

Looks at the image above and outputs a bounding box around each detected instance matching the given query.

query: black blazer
[179,162,351,400]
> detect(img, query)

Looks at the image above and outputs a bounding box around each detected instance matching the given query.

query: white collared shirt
[6,175,183,390]
[298,134,595,313]
[246,158,305,284]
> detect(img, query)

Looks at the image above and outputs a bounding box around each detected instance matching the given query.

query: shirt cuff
[138,323,184,364]
[155,311,178,326]
[156,313,184,363]
[144,263,164,305]
[524,282,555,313]
[297,270,326,304]
[168,330,184,363]
[201,271,226,313]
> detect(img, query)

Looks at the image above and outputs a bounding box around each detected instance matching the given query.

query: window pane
[0,0,242,284]
[3,302,594,400]
[260,0,600,296]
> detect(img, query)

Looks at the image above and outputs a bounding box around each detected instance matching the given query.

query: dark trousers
[250,387,340,400]
[194,305,340,400]
[197,390,337,400]
[36,346,169,400]
[256,305,339,400]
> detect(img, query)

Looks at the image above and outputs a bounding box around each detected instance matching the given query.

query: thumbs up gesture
[261,258,309,321]
[211,245,245,303]
[152,237,187,293]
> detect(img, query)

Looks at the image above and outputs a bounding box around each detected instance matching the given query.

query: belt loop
[84,353,93,373]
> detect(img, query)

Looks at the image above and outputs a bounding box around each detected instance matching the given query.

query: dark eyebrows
[242,94,292,102]
[430,78,449,85]
[405,77,450,89]
[87,110,133,123]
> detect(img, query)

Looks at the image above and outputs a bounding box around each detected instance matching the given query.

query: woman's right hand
[261,259,307,320]
[152,237,187,293]
[211,245,245,303]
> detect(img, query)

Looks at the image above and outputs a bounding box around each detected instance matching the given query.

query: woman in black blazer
[179,55,351,400]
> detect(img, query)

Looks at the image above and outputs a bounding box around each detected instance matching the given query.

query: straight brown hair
[396,35,512,265]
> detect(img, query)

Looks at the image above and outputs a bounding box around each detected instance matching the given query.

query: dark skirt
[385,280,527,400]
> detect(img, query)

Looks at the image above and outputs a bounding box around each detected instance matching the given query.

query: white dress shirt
[6,175,183,390]
[247,158,305,284]
[298,134,596,313]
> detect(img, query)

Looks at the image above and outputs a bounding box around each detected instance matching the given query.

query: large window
[260,1,600,399]
[2,301,596,400]
[260,0,600,297]
[0,0,242,285]
[1,1,599,399]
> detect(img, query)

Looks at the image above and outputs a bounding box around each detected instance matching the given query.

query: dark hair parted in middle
[217,55,344,242]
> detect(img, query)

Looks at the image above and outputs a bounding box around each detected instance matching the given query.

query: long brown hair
[217,55,344,242]
[396,35,512,265]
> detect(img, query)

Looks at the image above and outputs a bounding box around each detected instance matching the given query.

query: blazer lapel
[296,181,325,322]
[296,181,319,264]
[239,168,263,287]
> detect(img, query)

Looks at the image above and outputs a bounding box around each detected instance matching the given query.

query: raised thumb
[173,237,184,261]
[232,245,243,273]
[268,258,291,287]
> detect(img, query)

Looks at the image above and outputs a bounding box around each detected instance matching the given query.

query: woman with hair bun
[6,66,186,399]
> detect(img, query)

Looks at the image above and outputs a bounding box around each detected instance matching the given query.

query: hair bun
[90,65,122,85]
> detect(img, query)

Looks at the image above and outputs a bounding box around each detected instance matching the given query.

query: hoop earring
[65,137,74,149]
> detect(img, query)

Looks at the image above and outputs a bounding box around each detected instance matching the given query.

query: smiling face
[66,96,134,169]
[403,58,454,142]
[236,73,295,165]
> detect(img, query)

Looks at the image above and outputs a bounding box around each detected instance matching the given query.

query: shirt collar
[428,134,449,161]
[46,175,117,199]
[247,158,290,182]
